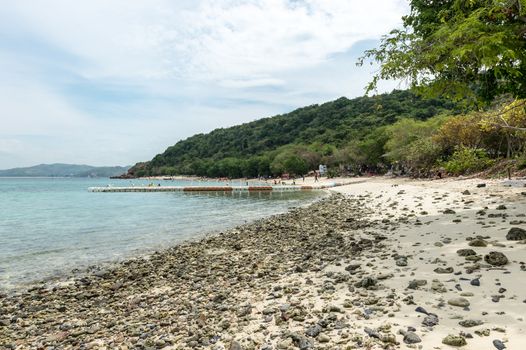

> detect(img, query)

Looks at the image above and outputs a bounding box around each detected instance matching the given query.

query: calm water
[0,177,321,290]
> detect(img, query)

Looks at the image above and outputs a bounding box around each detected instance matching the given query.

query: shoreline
[1,190,329,296]
[1,177,526,349]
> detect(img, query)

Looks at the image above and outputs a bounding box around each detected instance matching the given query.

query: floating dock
[89,182,351,193]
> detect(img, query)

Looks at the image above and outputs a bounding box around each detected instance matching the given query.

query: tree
[270,151,309,176]
[359,0,526,105]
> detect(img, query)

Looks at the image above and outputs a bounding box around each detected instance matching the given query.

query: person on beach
[314,171,319,182]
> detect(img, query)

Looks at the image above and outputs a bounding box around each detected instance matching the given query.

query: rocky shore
[1,178,525,349]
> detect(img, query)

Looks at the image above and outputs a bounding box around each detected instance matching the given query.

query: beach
[1,176,526,349]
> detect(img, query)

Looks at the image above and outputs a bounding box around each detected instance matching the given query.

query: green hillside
[126,90,463,178]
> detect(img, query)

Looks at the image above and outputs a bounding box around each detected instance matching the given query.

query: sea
[0,177,321,291]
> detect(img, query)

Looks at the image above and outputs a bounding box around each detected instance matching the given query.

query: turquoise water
[0,177,320,290]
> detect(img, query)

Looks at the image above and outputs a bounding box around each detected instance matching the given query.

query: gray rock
[403,332,421,344]
[493,339,506,350]
[470,278,480,286]
[506,227,526,241]
[415,306,429,315]
[484,251,508,266]
[457,249,477,257]
[305,324,322,338]
[290,333,313,350]
[396,257,408,267]
[364,327,381,339]
[422,314,439,327]
[408,279,426,289]
[229,341,242,350]
[356,277,377,289]
[448,297,470,307]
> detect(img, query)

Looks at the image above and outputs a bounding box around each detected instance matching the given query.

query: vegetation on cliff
[127,91,462,178]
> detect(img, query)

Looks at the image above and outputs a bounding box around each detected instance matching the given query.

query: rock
[448,297,470,307]
[431,280,447,293]
[484,251,508,266]
[403,332,421,344]
[364,327,381,339]
[469,239,487,247]
[290,333,313,350]
[442,334,467,347]
[396,257,408,267]
[465,255,482,262]
[415,306,429,315]
[457,249,477,257]
[444,208,456,214]
[462,190,471,195]
[496,204,507,210]
[434,267,454,274]
[345,264,361,273]
[493,339,506,350]
[305,324,322,338]
[380,333,398,344]
[408,279,427,289]
[356,277,377,289]
[229,341,242,350]
[506,227,526,241]
[477,183,486,188]
[318,334,330,343]
[470,278,480,286]
[459,320,483,327]
[422,314,439,327]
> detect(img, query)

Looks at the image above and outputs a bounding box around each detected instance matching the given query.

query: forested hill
[126,90,463,178]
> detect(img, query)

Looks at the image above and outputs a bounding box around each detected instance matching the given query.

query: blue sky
[0,0,408,169]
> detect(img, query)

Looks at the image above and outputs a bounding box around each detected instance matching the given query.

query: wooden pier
[88,182,349,193]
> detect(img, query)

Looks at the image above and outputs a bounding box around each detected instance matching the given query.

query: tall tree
[359,0,526,105]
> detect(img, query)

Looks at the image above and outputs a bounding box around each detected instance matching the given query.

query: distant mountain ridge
[0,163,130,178]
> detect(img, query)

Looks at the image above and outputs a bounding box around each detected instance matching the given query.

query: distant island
[0,163,130,178]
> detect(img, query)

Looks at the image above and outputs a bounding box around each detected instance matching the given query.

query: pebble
[493,339,506,350]
[469,239,488,247]
[459,319,483,327]
[442,334,467,346]
[484,251,509,266]
[403,332,421,344]
[506,227,526,240]
[448,297,470,307]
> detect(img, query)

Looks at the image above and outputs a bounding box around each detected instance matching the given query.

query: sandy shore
[1,177,525,349]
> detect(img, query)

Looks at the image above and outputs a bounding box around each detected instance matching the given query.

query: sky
[0,0,409,169]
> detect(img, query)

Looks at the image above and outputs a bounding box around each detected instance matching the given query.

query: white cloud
[3,0,407,83]
[0,0,409,168]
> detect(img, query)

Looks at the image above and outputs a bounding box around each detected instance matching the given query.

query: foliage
[442,146,495,175]
[270,151,309,176]
[360,0,526,105]
[127,90,461,177]
[383,115,447,172]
